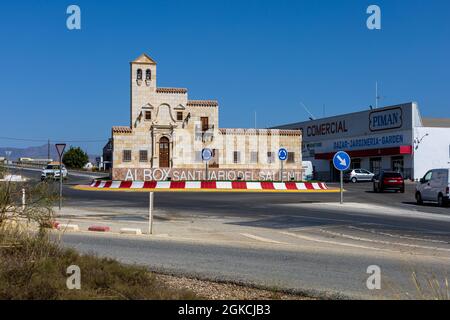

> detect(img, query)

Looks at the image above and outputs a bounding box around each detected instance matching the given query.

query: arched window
[137,69,142,80]
[146,69,151,80]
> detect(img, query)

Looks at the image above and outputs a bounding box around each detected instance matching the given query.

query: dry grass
[0,228,197,300]
[411,271,450,300]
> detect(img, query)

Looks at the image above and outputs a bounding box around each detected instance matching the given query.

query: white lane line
[348,226,450,245]
[319,229,450,253]
[280,231,396,252]
[240,233,286,245]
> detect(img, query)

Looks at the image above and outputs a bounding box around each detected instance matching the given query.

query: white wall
[413,127,450,180]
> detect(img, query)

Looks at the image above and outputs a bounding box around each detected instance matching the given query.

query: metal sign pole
[148,192,154,235]
[202,148,212,181]
[333,151,350,206]
[280,160,284,182]
[59,154,63,210]
[55,143,66,211]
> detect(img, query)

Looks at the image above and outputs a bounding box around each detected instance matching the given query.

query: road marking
[348,226,450,245]
[280,231,395,252]
[319,229,450,253]
[240,233,286,244]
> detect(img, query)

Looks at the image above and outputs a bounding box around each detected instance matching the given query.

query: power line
[0,136,107,143]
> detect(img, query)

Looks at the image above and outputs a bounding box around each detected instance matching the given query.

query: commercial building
[277,102,450,181]
[111,54,302,181]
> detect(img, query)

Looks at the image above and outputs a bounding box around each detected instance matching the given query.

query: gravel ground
[155,273,314,300]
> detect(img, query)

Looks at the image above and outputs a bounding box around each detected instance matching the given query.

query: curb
[57,224,80,232]
[119,228,142,235]
[75,180,337,193]
[88,225,111,232]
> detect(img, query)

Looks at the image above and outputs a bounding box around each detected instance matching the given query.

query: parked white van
[302,161,313,181]
[415,168,450,207]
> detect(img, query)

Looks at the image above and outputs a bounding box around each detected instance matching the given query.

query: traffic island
[74,180,339,193]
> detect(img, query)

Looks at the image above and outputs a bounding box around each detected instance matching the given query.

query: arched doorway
[159,137,170,168]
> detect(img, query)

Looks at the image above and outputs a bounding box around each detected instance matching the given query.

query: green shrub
[62,146,89,169]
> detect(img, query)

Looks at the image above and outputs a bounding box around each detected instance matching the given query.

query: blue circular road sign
[202,148,213,161]
[278,148,288,161]
[333,151,351,171]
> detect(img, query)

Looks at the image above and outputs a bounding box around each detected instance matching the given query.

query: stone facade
[112,53,303,181]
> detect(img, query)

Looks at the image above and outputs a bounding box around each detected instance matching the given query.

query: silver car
[41,163,68,181]
[344,169,375,183]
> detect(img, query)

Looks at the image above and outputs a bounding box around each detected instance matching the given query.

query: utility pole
[47,139,50,160]
[375,82,380,108]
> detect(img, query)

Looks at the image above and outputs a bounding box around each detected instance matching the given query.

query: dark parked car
[373,171,405,193]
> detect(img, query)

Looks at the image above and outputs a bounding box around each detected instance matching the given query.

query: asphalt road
[11,167,450,299]
[59,230,450,300]
[11,166,448,216]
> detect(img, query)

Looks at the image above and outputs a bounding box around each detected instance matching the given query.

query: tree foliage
[62,146,89,169]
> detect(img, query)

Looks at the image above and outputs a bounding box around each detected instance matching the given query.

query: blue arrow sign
[202,148,213,161]
[278,148,288,161]
[333,151,351,171]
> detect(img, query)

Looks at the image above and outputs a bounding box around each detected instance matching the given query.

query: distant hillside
[0,144,99,163]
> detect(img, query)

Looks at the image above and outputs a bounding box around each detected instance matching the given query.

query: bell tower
[130,53,157,127]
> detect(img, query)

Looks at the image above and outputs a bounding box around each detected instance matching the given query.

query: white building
[277,102,450,181]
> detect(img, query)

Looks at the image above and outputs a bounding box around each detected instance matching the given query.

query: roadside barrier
[78,180,333,193]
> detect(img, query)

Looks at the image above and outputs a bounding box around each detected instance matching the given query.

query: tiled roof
[156,87,188,94]
[187,100,218,107]
[219,128,301,136]
[112,126,132,134]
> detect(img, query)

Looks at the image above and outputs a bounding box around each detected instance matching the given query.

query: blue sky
[0,0,449,153]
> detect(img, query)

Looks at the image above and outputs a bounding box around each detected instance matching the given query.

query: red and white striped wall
[75,180,337,193]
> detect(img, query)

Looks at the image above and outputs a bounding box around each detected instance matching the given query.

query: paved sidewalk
[54,206,291,248]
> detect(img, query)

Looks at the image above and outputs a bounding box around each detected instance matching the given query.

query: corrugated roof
[422,118,450,128]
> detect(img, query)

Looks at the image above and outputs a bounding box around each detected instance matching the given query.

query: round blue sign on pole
[333,151,351,171]
[202,148,213,161]
[278,148,288,161]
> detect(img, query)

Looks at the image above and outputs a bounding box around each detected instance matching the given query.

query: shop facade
[278,102,450,181]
